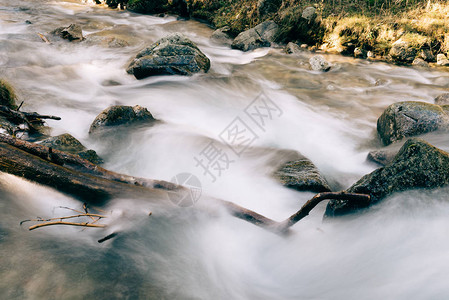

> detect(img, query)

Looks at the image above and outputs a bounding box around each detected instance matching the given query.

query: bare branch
[28,221,106,231]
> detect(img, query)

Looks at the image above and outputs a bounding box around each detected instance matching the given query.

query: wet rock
[377,101,449,145]
[434,93,449,105]
[389,39,416,63]
[412,57,428,67]
[284,42,302,55]
[420,49,435,62]
[367,149,396,166]
[436,54,449,66]
[51,24,84,42]
[274,156,331,193]
[325,139,449,217]
[126,33,210,79]
[231,21,278,52]
[257,0,281,16]
[354,47,366,58]
[89,105,156,133]
[0,79,17,109]
[309,55,332,72]
[210,26,233,46]
[301,7,317,22]
[40,133,103,164]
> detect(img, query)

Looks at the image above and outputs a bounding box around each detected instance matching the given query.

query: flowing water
[1,0,449,299]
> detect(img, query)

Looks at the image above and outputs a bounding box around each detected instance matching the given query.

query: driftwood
[1,134,370,234]
[0,105,60,132]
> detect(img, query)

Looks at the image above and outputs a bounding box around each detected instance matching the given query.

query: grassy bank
[105,0,449,63]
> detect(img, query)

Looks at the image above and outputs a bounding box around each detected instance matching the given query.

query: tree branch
[28,221,106,231]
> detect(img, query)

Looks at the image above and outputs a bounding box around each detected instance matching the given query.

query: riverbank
[100,0,449,66]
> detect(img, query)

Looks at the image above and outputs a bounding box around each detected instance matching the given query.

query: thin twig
[29,221,106,231]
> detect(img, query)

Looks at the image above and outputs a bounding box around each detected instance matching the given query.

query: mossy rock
[0,79,17,109]
[377,101,449,145]
[325,139,449,217]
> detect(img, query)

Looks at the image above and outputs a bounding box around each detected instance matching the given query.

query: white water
[1,0,449,299]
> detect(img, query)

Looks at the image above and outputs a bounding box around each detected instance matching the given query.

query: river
[1,0,449,299]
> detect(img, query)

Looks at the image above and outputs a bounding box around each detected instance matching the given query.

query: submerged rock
[309,55,332,72]
[89,105,156,133]
[0,79,17,109]
[210,26,233,46]
[127,33,210,79]
[412,57,428,67]
[231,21,278,52]
[40,133,103,164]
[284,42,303,55]
[51,24,84,42]
[434,93,449,105]
[325,139,449,217]
[377,101,449,145]
[274,156,331,193]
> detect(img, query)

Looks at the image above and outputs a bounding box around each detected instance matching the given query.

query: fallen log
[0,105,61,132]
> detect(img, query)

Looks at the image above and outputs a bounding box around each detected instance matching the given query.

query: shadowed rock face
[127,33,210,79]
[377,101,449,145]
[231,21,279,52]
[325,139,449,217]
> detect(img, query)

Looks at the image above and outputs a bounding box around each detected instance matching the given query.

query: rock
[301,7,317,22]
[367,149,396,166]
[420,49,435,62]
[210,26,233,46]
[89,105,156,133]
[284,42,302,55]
[325,139,449,217]
[367,51,375,59]
[434,93,449,105]
[231,21,279,52]
[126,33,210,79]
[436,54,449,66]
[0,79,17,109]
[309,55,332,72]
[51,24,84,42]
[40,133,103,164]
[274,157,330,193]
[377,101,449,145]
[354,47,366,58]
[389,39,416,63]
[412,57,428,67]
[257,0,281,16]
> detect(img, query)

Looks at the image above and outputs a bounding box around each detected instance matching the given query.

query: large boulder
[127,33,210,79]
[231,21,279,52]
[325,139,449,217]
[0,79,17,109]
[210,26,233,46]
[377,101,449,145]
[274,156,330,193]
[89,105,156,133]
[389,39,417,63]
[51,24,84,42]
[40,133,103,164]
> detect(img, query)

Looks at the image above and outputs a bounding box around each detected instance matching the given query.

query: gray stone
[127,33,210,79]
[434,93,449,105]
[367,149,396,166]
[231,21,279,52]
[40,133,103,164]
[377,101,449,145]
[354,47,367,58]
[389,39,416,63]
[412,57,428,67]
[89,105,156,133]
[437,54,449,66]
[309,55,332,72]
[210,26,232,46]
[325,139,449,217]
[284,42,302,55]
[301,7,317,22]
[274,154,330,193]
[257,0,281,16]
[51,24,84,42]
